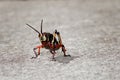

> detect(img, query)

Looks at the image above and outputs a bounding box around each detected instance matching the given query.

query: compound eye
[38,34,40,37]
[39,34,42,37]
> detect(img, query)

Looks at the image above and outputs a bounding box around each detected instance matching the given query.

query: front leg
[31,45,43,59]
[31,48,38,59]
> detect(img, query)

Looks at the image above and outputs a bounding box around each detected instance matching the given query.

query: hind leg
[61,45,71,57]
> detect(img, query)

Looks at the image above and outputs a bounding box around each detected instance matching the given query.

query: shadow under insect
[55,55,79,63]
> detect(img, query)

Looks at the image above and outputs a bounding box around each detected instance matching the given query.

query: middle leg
[50,50,56,61]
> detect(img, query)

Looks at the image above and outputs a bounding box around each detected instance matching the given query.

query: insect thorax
[39,32,59,45]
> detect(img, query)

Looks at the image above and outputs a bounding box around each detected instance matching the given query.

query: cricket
[26,19,71,60]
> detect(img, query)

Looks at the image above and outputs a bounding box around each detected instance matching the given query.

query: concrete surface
[0,0,120,80]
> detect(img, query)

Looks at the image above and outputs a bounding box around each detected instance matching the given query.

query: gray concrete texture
[0,0,120,80]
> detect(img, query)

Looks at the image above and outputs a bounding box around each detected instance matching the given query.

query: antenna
[41,19,43,33]
[26,23,40,34]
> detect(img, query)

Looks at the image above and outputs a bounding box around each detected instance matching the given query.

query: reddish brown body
[41,41,61,50]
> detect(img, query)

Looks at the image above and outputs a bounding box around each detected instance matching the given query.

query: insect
[26,19,71,60]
